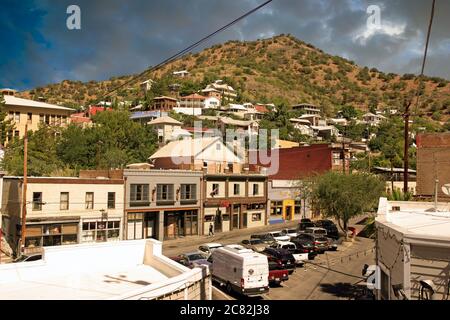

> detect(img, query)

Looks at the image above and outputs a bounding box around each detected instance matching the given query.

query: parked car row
[170,220,342,297]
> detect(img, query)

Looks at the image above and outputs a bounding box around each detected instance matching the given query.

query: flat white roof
[4,95,74,111]
[0,265,167,300]
[0,240,186,300]
[376,198,450,241]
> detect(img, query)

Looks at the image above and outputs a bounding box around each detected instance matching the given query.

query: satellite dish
[441,184,450,196]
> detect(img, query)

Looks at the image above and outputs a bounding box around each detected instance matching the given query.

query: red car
[268,261,289,286]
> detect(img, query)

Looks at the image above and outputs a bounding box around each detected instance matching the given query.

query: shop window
[85,192,94,209]
[60,192,69,210]
[222,214,230,221]
[108,192,116,209]
[82,220,120,242]
[252,213,262,221]
[204,215,215,222]
[130,184,149,206]
[32,192,43,211]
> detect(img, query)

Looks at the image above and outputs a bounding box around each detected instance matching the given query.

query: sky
[1,0,449,91]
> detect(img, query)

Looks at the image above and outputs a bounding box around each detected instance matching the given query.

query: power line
[412,0,436,116]
[405,0,436,193]
[95,0,273,105]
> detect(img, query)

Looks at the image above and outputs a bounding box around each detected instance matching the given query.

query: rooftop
[0,240,197,300]
[3,95,74,111]
[147,116,182,126]
[376,198,450,242]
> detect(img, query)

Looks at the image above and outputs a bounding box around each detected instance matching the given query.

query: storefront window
[295,200,302,214]
[270,201,283,216]
[82,220,120,242]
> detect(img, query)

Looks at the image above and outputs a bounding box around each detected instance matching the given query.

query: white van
[211,244,269,296]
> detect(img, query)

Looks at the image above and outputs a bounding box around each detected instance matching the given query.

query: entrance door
[145,213,156,239]
[243,212,248,228]
[232,214,239,229]
[127,214,143,240]
[214,209,222,233]
[177,214,185,237]
[165,214,177,239]
[285,206,292,221]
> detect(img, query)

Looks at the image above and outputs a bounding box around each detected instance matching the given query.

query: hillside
[18,34,450,119]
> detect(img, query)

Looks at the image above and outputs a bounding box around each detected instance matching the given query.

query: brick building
[416,133,450,200]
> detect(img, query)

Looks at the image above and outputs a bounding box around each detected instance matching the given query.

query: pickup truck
[269,241,309,266]
[268,261,289,286]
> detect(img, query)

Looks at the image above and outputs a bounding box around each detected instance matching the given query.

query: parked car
[291,238,317,260]
[302,227,328,237]
[193,254,213,269]
[13,254,42,263]
[298,221,316,231]
[241,239,267,252]
[296,233,328,253]
[211,245,269,296]
[280,228,299,239]
[262,247,296,274]
[315,220,340,240]
[270,241,308,266]
[326,237,339,251]
[268,261,289,286]
[177,252,208,268]
[268,231,290,242]
[250,233,276,244]
[300,218,312,223]
[198,243,223,256]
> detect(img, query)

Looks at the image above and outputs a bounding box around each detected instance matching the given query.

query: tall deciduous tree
[312,172,385,239]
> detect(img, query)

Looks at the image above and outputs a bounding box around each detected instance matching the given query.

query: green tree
[3,125,62,176]
[312,172,385,239]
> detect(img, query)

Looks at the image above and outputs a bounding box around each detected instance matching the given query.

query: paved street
[162,219,375,300]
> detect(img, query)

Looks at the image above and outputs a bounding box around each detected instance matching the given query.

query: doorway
[214,209,222,233]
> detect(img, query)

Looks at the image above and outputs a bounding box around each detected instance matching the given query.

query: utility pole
[20,124,28,255]
[403,100,411,193]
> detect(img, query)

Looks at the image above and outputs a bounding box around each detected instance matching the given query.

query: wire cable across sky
[95,0,273,104]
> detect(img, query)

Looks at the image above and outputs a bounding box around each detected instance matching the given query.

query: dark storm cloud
[0,0,449,90]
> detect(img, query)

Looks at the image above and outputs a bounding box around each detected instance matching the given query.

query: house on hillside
[1,88,73,144]
[201,80,237,104]
[149,96,179,112]
[147,116,183,145]
[203,96,220,109]
[362,112,387,126]
[292,103,321,115]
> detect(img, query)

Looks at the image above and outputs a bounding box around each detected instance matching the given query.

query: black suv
[315,220,339,240]
[262,247,296,274]
[297,221,316,232]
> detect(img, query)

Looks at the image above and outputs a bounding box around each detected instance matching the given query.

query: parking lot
[163,220,375,300]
